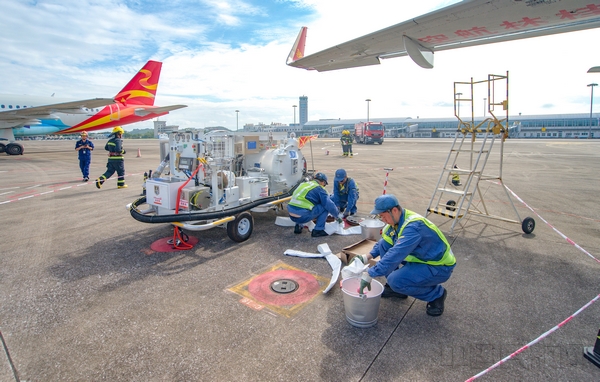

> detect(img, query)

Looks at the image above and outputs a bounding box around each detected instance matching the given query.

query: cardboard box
[338,239,379,266]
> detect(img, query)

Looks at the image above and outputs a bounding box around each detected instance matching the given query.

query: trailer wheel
[227,212,254,242]
[0,143,6,154]
[521,217,535,234]
[446,200,456,211]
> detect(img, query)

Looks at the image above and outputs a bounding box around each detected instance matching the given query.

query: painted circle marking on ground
[150,236,199,252]
[248,269,321,306]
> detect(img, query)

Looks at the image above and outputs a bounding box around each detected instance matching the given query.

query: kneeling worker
[354,194,456,316]
[287,173,340,237]
[331,168,359,218]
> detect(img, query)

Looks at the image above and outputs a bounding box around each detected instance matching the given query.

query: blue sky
[2,0,599,131]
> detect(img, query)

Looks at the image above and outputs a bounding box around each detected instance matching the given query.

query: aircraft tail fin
[287,27,307,65]
[115,60,162,106]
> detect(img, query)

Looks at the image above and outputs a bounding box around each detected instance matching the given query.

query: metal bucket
[341,277,384,328]
[360,219,385,240]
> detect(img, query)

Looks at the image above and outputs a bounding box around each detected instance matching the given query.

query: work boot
[381,284,407,299]
[118,184,128,189]
[349,153,353,158]
[84,177,89,182]
[95,178,104,189]
[294,224,303,234]
[426,288,447,316]
[311,229,328,237]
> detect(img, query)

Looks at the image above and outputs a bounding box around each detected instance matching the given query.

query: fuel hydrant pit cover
[270,279,299,294]
[247,269,321,306]
[228,262,329,318]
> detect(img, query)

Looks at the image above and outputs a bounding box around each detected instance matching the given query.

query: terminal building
[245,113,599,139]
[240,96,599,139]
[302,113,600,139]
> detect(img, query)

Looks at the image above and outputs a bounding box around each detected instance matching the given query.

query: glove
[358,272,372,294]
[336,217,343,224]
[350,254,369,265]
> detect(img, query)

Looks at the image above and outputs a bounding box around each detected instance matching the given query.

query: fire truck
[354,121,385,144]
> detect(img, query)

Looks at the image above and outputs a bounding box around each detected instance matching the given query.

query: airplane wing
[134,104,188,117]
[0,98,115,121]
[287,0,600,71]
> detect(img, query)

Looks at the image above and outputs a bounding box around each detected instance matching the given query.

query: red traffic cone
[137,148,141,157]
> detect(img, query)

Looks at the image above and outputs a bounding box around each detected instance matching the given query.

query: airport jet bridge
[425,72,535,235]
[128,130,307,243]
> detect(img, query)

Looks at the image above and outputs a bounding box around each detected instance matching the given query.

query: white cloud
[1,0,599,131]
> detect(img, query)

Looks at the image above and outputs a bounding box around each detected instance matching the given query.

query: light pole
[588,83,597,139]
[483,98,487,117]
[365,99,371,122]
[292,105,297,125]
[235,110,239,131]
[455,92,462,116]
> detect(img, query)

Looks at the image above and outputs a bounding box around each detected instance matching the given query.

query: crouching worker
[287,173,340,238]
[331,168,359,218]
[353,194,456,316]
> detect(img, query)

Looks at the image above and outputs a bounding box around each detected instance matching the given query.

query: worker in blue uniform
[353,194,456,316]
[330,168,359,218]
[75,131,94,181]
[287,172,340,237]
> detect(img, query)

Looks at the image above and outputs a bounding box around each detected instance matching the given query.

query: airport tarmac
[1,137,599,381]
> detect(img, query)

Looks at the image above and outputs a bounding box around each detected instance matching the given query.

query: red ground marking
[239,297,264,311]
[248,269,321,306]
[149,236,200,252]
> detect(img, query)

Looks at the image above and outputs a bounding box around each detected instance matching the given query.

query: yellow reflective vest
[381,209,456,266]
[289,181,320,210]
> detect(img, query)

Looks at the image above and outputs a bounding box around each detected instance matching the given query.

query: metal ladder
[425,72,535,235]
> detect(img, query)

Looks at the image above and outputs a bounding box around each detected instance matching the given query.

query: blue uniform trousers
[79,158,91,178]
[288,204,328,230]
[387,262,455,302]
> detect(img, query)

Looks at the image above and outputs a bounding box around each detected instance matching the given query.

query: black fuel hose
[129,182,299,224]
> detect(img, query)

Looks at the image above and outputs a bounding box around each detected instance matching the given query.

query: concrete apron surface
[0,138,599,381]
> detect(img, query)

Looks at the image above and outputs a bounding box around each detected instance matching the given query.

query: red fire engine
[354,121,385,144]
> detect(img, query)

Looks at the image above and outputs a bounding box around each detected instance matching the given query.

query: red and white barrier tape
[466,182,600,380]
[466,294,600,381]
[502,183,599,264]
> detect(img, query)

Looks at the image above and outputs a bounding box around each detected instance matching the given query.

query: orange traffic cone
[137,148,141,157]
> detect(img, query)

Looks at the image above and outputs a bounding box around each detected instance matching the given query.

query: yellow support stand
[425,72,535,235]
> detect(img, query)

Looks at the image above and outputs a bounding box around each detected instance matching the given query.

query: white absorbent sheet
[283,243,341,294]
[275,216,361,236]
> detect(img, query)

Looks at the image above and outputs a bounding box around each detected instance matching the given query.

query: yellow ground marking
[227,261,328,318]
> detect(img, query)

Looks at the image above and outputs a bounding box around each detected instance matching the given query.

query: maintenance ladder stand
[425,72,535,235]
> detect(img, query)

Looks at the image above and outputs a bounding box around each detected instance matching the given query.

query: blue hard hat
[334,169,347,183]
[313,172,328,185]
[371,194,400,214]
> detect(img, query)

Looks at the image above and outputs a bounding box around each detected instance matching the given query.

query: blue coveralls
[287,181,339,230]
[368,209,456,302]
[331,177,359,215]
[75,138,94,179]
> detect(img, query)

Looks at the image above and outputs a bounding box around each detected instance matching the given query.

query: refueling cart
[127,130,307,243]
